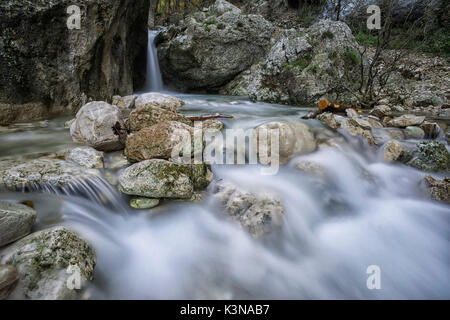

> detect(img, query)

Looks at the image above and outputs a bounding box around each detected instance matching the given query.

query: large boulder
[254,121,316,165]
[0,0,149,125]
[0,202,37,247]
[0,265,19,300]
[406,141,450,172]
[222,20,364,105]
[157,0,275,91]
[212,180,284,238]
[126,121,193,162]
[0,157,99,190]
[70,101,123,151]
[127,93,190,132]
[118,159,212,199]
[0,227,96,300]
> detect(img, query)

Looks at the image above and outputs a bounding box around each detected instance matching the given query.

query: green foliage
[282,55,313,71]
[354,30,378,47]
[321,30,334,40]
[344,49,360,66]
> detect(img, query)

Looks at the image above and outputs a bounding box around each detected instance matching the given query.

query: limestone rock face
[0,202,37,247]
[126,121,194,162]
[70,101,123,151]
[0,227,96,300]
[0,0,150,125]
[157,0,275,91]
[222,20,363,106]
[118,159,212,199]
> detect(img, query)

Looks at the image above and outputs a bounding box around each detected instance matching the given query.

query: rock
[372,128,405,145]
[0,265,19,300]
[70,101,123,151]
[367,117,384,129]
[370,105,392,118]
[346,108,359,118]
[254,121,316,165]
[111,95,138,118]
[383,140,408,162]
[64,119,76,129]
[0,0,149,125]
[340,119,375,144]
[404,126,425,140]
[202,119,224,131]
[125,121,193,162]
[391,105,405,113]
[420,121,442,139]
[222,20,364,105]
[130,198,160,209]
[65,147,104,169]
[104,152,130,170]
[118,159,212,199]
[423,175,450,204]
[135,92,185,110]
[0,202,36,247]
[349,118,372,130]
[127,93,190,132]
[158,0,275,91]
[295,160,327,179]
[387,114,425,128]
[318,112,339,129]
[213,181,284,238]
[406,141,450,172]
[0,227,96,300]
[0,158,99,190]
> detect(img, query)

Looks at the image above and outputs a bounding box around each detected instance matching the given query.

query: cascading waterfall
[144,30,164,92]
[2,95,449,299]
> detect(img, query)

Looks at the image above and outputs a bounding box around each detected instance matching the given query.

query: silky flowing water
[0,31,449,299]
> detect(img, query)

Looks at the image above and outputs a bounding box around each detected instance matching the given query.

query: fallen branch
[186,113,234,121]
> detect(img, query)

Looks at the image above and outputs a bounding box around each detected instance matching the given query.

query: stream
[0,31,449,300]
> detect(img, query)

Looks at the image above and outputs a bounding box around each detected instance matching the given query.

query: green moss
[321,30,334,40]
[344,49,360,66]
[407,142,450,172]
[283,55,313,71]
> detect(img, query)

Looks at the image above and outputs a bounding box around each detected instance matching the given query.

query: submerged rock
[130,197,160,209]
[213,181,284,239]
[423,175,450,204]
[126,121,193,162]
[0,227,96,300]
[0,265,19,300]
[406,142,450,172]
[118,159,212,199]
[158,0,274,91]
[65,147,104,169]
[0,202,37,247]
[70,101,123,151]
[0,158,99,190]
[254,121,316,165]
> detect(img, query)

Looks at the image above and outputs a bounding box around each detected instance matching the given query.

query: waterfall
[145,30,163,92]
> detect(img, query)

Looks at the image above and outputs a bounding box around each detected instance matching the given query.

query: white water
[0,36,449,300]
[144,30,163,91]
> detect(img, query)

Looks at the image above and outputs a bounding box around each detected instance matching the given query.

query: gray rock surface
[0,227,96,300]
[0,202,37,247]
